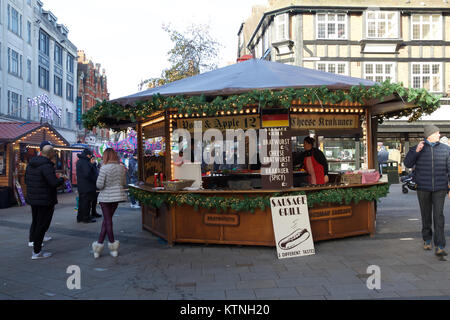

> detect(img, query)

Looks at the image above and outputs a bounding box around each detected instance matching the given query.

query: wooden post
[365,109,374,169]
[136,122,144,182]
[164,111,172,181]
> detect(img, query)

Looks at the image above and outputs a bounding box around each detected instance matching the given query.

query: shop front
[82,59,440,246]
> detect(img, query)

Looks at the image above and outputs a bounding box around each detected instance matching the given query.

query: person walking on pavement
[128,151,140,208]
[28,141,55,248]
[91,148,127,258]
[76,148,98,223]
[404,124,450,258]
[25,144,65,259]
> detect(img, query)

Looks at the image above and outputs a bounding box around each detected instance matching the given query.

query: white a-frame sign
[270,195,315,259]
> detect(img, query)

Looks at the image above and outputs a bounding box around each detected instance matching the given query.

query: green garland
[82,80,441,131]
[129,184,390,213]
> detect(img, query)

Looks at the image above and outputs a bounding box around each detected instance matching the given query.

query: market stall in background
[82,59,441,247]
[0,122,83,208]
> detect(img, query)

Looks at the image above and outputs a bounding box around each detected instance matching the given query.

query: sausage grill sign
[270,195,315,259]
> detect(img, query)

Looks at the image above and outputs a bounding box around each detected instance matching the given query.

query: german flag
[261,109,290,128]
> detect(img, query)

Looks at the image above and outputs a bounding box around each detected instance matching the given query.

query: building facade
[239,0,450,170]
[0,0,78,143]
[76,49,110,145]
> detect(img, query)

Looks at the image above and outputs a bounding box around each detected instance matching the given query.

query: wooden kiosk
[83,59,440,246]
[0,122,80,205]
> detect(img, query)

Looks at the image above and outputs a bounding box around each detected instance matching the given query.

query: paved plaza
[0,184,449,300]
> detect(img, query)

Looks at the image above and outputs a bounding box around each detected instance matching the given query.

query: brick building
[76,50,110,144]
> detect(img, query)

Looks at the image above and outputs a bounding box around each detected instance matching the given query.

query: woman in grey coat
[91,148,127,258]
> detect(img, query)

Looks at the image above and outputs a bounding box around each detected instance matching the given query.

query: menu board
[261,127,293,189]
[176,115,260,132]
[290,114,360,130]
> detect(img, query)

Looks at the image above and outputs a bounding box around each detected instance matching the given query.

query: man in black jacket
[76,148,98,223]
[404,125,450,258]
[25,144,64,259]
[28,141,54,248]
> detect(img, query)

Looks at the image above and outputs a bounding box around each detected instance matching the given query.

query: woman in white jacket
[91,148,127,258]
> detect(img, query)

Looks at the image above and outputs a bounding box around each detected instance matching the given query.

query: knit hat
[81,148,93,157]
[40,141,52,150]
[424,125,440,138]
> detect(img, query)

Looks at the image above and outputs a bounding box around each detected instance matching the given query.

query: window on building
[38,66,49,90]
[67,54,74,73]
[316,62,348,75]
[366,10,399,38]
[8,48,22,78]
[54,43,63,66]
[27,21,32,44]
[39,30,50,56]
[317,13,347,39]
[54,76,63,96]
[66,83,74,102]
[53,115,61,127]
[364,62,396,83]
[8,91,22,118]
[26,97,32,120]
[7,5,22,37]
[411,14,442,40]
[66,111,73,129]
[27,0,31,6]
[27,59,32,83]
[274,13,289,41]
[412,63,442,93]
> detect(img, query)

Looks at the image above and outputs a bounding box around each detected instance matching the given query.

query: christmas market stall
[82,59,441,246]
[0,122,82,207]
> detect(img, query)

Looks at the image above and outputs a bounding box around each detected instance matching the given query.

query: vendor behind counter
[293,137,329,185]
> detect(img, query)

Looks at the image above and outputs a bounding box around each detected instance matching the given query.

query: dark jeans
[91,192,99,215]
[129,178,137,205]
[78,191,96,222]
[30,205,55,254]
[417,190,447,248]
[98,202,119,244]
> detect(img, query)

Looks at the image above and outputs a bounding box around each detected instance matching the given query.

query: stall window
[320,137,365,172]
[142,122,166,184]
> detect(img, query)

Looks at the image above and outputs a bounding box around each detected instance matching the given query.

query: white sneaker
[31,251,52,260]
[44,236,52,242]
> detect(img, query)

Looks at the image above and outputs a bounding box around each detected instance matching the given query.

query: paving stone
[225,289,257,300]
[295,285,330,296]
[254,287,300,299]
[191,289,227,300]
[276,277,330,288]
[196,280,237,291]
[236,279,277,290]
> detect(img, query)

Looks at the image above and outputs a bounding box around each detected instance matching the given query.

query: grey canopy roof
[112,59,377,106]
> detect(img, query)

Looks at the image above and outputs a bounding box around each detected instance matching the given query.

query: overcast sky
[42,0,268,99]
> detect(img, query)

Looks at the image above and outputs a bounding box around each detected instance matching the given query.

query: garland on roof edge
[82,80,442,131]
[129,184,390,213]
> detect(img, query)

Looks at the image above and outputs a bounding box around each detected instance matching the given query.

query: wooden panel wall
[0,144,11,188]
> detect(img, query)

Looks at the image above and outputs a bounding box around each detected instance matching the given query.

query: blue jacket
[404,141,450,192]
